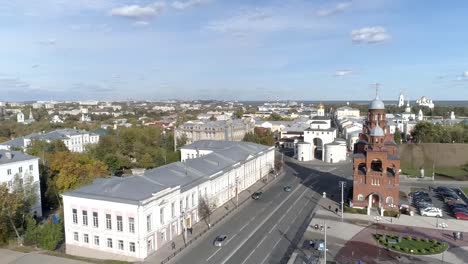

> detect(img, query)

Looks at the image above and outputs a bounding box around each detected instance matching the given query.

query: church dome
[369,97,385,110]
[370,126,385,137]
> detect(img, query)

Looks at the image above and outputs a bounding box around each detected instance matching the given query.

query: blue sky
[1,0,468,101]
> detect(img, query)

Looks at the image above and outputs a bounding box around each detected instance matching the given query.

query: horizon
[2,0,468,101]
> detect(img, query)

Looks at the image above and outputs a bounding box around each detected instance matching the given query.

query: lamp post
[339,181,346,222]
[181,210,187,244]
[373,216,381,235]
[440,222,448,264]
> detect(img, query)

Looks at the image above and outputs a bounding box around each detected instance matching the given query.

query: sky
[1,0,468,101]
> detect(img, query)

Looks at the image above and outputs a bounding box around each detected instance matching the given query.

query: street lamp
[373,216,381,235]
[440,222,447,263]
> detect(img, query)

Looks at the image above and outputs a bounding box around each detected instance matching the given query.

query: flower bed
[373,234,448,255]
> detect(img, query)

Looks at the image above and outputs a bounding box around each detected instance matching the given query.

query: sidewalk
[145,171,285,264]
[291,197,468,264]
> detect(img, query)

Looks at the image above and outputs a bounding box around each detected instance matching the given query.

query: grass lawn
[374,234,448,255]
[402,166,468,180]
[462,188,468,196]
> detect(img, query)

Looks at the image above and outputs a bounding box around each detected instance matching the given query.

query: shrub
[416,237,421,242]
[424,238,430,243]
[394,245,400,251]
[406,236,412,240]
[419,249,426,254]
[431,239,437,243]
[383,210,400,217]
[403,247,409,252]
[429,248,435,253]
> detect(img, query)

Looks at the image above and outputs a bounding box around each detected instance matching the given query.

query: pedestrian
[328,205,331,211]
[171,241,176,250]
[335,208,339,215]
[453,232,457,241]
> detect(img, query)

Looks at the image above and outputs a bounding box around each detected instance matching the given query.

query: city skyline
[2,0,468,101]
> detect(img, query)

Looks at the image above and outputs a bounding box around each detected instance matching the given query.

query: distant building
[317,103,325,117]
[335,106,360,120]
[416,96,434,109]
[17,112,25,123]
[62,140,274,261]
[17,109,35,124]
[352,93,400,216]
[0,150,42,217]
[0,129,100,153]
[398,92,405,107]
[51,115,64,124]
[174,118,255,147]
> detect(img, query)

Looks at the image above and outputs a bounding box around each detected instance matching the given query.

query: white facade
[303,126,337,161]
[51,115,64,123]
[297,142,312,161]
[335,107,360,120]
[324,141,347,163]
[416,96,434,109]
[0,151,42,217]
[398,93,405,107]
[17,112,25,123]
[63,141,275,261]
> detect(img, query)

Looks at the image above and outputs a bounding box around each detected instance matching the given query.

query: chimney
[5,152,13,159]
[131,168,146,176]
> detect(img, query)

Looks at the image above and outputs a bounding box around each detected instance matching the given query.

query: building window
[357,194,364,201]
[82,210,88,226]
[72,209,78,224]
[117,216,123,232]
[106,214,112,230]
[19,167,23,173]
[386,196,394,205]
[129,217,135,233]
[94,236,100,245]
[29,165,33,171]
[7,169,11,175]
[74,232,79,241]
[160,208,164,225]
[147,214,152,232]
[118,240,124,250]
[93,212,98,227]
[171,202,175,218]
[84,234,89,243]
[107,238,113,248]
[129,242,135,252]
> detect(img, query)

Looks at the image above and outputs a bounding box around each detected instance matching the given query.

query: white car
[420,207,442,217]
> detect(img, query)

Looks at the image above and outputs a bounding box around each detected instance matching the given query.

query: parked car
[447,200,466,206]
[410,191,429,198]
[454,211,468,220]
[284,186,292,192]
[451,206,468,214]
[213,235,227,247]
[251,192,263,200]
[443,194,461,203]
[420,207,442,217]
[435,186,453,193]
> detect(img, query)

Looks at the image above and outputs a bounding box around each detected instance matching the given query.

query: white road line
[268,222,278,234]
[259,252,270,264]
[256,236,268,249]
[206,248,221,262]
[240,247,257,264]
[226,234,237,245]
[220,182,312,264]
[239,222,249,232]
[272,239,281,249]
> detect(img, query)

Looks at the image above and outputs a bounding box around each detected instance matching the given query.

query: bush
[424,238,430,243]
[431,239,437,243]
[429,248,435,253]
[383,210,400,217]
[403,247,409,252]
[344,207,367,214]
[416,237,421,242]
[419,249,426,254]
[394,245,400,250]
[406,236,412,240]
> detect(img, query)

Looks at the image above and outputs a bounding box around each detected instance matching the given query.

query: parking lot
[408,186,468,220]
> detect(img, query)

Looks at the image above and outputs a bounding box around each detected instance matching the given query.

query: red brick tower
[352,91,400,215]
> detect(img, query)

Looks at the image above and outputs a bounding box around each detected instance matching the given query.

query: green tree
[209,115,217,121]
[234,108,244,119]
[394,128,402,144]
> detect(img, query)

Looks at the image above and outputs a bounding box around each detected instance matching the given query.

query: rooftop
[0,150,38,165]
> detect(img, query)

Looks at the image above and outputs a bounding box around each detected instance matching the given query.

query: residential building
[416,96,434,109]
[352,94,400,215]
[335,106,360,120]
[174,118,255,147]
[62,140,274,261]
[0,129,100,153]
[0,150,42,217]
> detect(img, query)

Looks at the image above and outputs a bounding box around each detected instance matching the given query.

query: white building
[398,92,405,107]
[324,140,347,163]
[0,150,42,217]
[0,129,100,153]
[335,106,360,120]
[416,96,434,109]
[17,112,25,123]
[296,142,312,161]
[62,140,275,261]
[51,115,64,124]
[303,117,337,161]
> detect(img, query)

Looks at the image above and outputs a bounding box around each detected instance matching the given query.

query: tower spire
[373,83,380,99]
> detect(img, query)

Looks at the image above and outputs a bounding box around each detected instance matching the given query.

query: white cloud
[351,26,390,44]
[334,70,353,76]
[172,0,211,10]
[38,38,56,45]
[110,2,165,20]
[134,21,150,27]
[463,71,468,77]
[317,2,351,17]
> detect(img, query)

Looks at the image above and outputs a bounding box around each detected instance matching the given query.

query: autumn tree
[393,128,402,144]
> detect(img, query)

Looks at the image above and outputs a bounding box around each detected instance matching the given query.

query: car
[251,192,263,200]
[443,194,461,203]
[410,191,429,198]
[284,186,292,192]
[213,235,227,247]
[447,200,466,206]
[420,207,442,217]
[454,211,468,220]
[435,186,453,193]
[451,206,468,214]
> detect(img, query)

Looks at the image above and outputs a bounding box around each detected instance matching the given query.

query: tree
[393,128,402,144]
[198,196,217,228]
[234,108,244,119]
[275,159,284,172]
[209,115,217,121]
[268,112,283,121]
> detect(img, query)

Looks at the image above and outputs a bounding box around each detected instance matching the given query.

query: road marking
[268,222,278,234]
[239,222,249,232]
[220,181,312,264]
[255,236,268,250]
[259,252,270,264]
[272,239,281,249]
[226,233,237,245]
[240,247,257,264]
[206,248,221,262]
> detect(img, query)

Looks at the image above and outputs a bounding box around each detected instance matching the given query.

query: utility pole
[339,181,346,222]
[236,177,239,208]
[323,220,327,264]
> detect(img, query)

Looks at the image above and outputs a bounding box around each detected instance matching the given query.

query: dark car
[214,235,227,247]
[284,186,292,192]
[410,191,429,198]
[251,192,263,200]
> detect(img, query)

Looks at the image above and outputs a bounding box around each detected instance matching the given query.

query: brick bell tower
[352,86,400,215]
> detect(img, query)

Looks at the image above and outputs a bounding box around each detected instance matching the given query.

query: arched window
[386,196,393,205]
[357,194,364,201]
[371,159,383,172]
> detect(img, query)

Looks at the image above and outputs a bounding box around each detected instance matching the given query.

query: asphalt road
[168,158,351,264]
